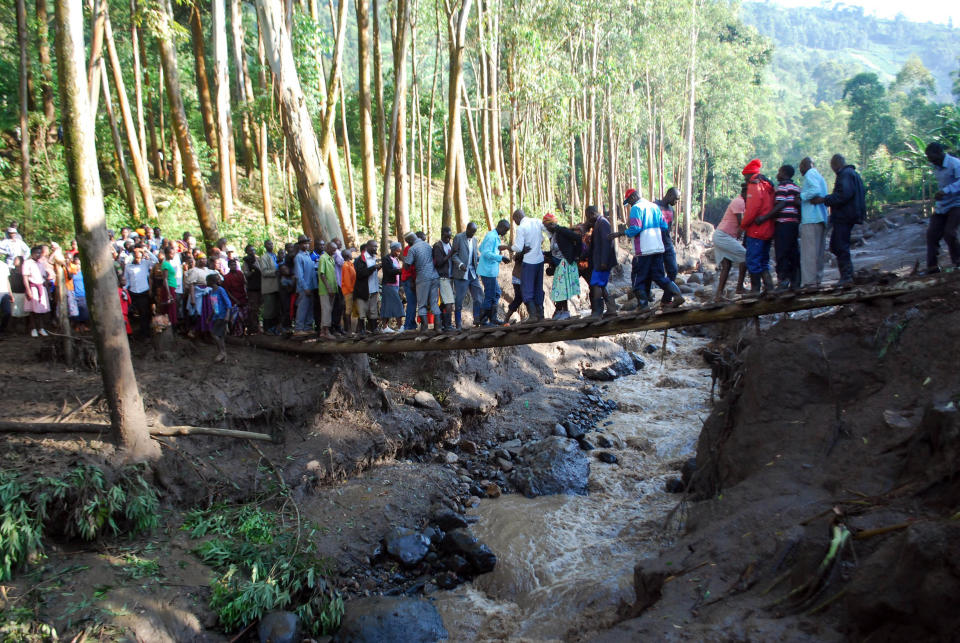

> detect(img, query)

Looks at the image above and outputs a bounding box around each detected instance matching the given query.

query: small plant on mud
[183,503,343,635]
[0,465,159,582]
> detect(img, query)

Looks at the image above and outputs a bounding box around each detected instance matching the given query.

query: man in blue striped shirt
[925,142,960,273]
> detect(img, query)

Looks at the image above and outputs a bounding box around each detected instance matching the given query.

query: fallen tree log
[0,421,272,441]
[233,273,958,355]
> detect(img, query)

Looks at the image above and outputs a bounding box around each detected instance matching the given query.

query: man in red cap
[739,159,776,293]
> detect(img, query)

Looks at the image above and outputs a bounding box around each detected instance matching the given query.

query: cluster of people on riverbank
[3,144,959,350]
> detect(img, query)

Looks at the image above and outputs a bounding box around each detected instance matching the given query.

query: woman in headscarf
[542,213,582,320]
[380,241,405,332]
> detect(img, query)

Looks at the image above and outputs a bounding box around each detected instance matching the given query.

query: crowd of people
[2,145,958,351]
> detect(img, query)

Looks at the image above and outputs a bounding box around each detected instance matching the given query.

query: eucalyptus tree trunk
[389,0,410,241]
[153,3,220,247]
[231,0,255,175]
[86,0,105,111]
[100,60,138,220]
[213,0,234,220]
[355,0,379,235]
[189,7,218,152]
[130,0,148,167]
[16,0,31,221]
[54,0,158,461]
[256,0,342,242]
[682,0,700,244]
[36,0,57,135]
[440,0,473,232]
[104,8,157,221]
[257,31,273,228]
[372,0,387,174]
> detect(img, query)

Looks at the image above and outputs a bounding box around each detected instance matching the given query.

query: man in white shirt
[0,256,10,332]
[0,229,30,267]
[510,209,546,321]
[123,248,152,339]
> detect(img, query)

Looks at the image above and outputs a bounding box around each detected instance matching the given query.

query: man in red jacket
[739,159,776,293]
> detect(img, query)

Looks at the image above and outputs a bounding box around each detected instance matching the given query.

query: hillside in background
[742,2,960,104]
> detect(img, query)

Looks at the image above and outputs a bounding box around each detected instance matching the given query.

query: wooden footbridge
[237,273,957,355]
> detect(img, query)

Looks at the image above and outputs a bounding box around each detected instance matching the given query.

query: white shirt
[511,216,545,264]
[0,236,30,266]
[362,251,379,294]
[124,261,151,294]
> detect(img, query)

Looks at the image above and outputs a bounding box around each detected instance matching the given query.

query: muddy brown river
[434,331,712,641]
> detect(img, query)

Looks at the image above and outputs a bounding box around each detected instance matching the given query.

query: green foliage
[0,465,159,582]
[182,503,342,635]
[0,472,45,583]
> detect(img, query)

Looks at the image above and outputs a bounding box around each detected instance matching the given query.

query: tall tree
[104,7,158,221]
[213,0,235,220]
[130,0,148,168]
[100,59,138,220]
[54,0,158,461]
[682,0,699,244]
[372,0,387,173]
[355,0,379,235]
[16,0,31,222]
[151,0,221,247]
[231,0,255,174]
[256,30,272,228]
[440,0,473,232]
[843,72,896,165]
[35,0,57,135]
[256,0,342,242]
[388,0,410,242]
[189,5,218,152]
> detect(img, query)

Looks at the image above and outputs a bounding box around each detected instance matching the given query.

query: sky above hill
[769,0,960,26]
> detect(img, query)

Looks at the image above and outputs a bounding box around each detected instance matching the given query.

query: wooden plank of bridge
[230,274,956,356]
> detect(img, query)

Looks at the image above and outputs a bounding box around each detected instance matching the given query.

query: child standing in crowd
[769,165,802,290]
[206,273,232,363]
[739,158,777,293]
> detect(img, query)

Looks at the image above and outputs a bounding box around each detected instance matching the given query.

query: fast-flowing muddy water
[435,330,713,641]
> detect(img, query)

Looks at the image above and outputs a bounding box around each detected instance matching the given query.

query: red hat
[742,159,762,176]
[542,212,557,224]
[623,188,638,205]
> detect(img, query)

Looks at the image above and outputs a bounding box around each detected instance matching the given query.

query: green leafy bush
[183,504,342,636]
[0,464,159,582]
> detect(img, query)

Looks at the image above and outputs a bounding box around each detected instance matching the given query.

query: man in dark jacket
[812,154,865,285]
[586,206,618,317]
[432,227,456,331]
[451,222,482,329]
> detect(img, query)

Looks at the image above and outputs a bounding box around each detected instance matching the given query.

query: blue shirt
[211,286,232,320]
[72,269,85,298]
[294,250,318,292]
[799,167,828,225]
[478,230,505,278]
[932,153,960,214]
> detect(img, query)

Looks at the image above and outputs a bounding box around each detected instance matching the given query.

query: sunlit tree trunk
[441,0,473,232]
[213,0,234,220]
[154,1,220,247]
[390,0,410,241]
[355,0,379,236]
[682,0,699,244]
[104,8,157,221]
[256,0,342,242]
[372,0,387,174]
[86,0,105,111]
[54,0,158,461]
[16,0,32,221]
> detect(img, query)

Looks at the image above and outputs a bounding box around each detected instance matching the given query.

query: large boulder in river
[384,526,431,567]
[512,436,590,497]
[333,596,448,642]
[440,528,497,574]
